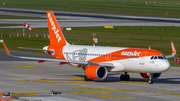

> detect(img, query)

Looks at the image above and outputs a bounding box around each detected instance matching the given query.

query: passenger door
[140,51,147,65]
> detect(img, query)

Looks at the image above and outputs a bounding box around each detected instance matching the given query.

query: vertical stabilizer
[46,11,68,46]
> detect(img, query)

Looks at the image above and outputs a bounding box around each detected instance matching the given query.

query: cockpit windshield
[150,56,166,60]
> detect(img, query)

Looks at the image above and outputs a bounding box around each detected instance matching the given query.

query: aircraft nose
[161,60,170,72]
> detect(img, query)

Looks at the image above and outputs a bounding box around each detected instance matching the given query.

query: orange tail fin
[46,11,68,46]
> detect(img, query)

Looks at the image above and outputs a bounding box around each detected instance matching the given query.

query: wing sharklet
[165,41,177,58]
[2,42,11,56]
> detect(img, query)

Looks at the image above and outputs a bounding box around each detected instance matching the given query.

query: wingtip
[171,41,176,54]
[171,41,173,44]
[2,42,11,56]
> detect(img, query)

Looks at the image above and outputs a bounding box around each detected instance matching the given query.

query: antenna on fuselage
[149,46,151,50]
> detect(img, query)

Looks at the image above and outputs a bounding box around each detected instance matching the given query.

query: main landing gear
[148,73,154,84]
[120,72,130,81]
[84,76,94,81]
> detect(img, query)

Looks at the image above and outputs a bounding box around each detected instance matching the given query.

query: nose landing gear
[148,73,154,84]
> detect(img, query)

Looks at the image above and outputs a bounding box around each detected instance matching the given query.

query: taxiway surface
[0,49,180,101]
[0,7,180,101]
[0,7,180,28]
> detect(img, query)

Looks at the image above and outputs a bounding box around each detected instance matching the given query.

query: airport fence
[0,33,49,39]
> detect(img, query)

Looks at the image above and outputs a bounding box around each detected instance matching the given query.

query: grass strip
[0,26,179,65]
[0,24,22,27]
[0,15,44,19]
[0,0,180,17]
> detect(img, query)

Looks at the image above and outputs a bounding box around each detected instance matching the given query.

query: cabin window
[158,56,163,59]
[150,56,154,59]
[151,56,166,60]
[154,56,157,59]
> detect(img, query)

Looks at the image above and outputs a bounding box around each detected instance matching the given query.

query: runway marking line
[120,81,148,84]
[69,91,112,94]
[49,81,87,83]
[16,79,146,84]
[0,92,39,97]
[76,88,147,92]
[73,78,147,84]
[16,79,87,83]
[16,79,52,81]
[6,65,35,68]
[155,92,180,95]
[167,69,180,72]
[73,78,84,80]
[98,96,140,98]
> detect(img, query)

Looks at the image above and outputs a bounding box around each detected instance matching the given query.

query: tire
[125,74,130,81]
[148,80,154,84]
[84,76,89,81]
[120,74,126,81]
[84,76,94,81]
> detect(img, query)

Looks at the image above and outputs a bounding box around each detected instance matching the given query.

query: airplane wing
[165,41,177,58]
[18,47,53,52]
[1,40,114,68]
[18,47,54,55]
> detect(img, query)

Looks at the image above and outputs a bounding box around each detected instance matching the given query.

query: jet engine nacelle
[85,65,107,80]
[140,73,161,79]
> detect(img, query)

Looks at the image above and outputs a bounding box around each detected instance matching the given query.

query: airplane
[0,11,177,84]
